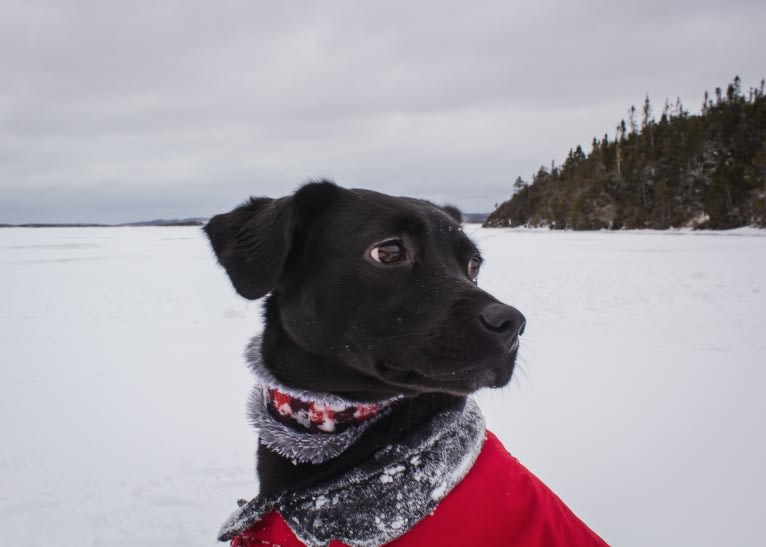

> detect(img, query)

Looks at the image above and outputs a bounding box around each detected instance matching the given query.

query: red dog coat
[229,431,608,546]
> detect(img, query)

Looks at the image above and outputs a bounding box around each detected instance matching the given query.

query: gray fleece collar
[245,336,402,465]
[248,386,397,465]
[219,397,486,546]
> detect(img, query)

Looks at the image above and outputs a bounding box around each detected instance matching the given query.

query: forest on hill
[485,77,766,230]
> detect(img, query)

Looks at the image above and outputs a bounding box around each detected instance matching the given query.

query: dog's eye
[370,240,405,264]
[468,256,482,282]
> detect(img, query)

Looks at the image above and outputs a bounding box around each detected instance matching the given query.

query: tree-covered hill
[485,77,766,229]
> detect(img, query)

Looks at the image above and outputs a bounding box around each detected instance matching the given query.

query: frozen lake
[1,225,765,546]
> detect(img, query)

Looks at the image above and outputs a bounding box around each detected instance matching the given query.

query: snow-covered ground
[1,225,764,546]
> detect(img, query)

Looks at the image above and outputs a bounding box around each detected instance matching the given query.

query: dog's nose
[479,303,526,339]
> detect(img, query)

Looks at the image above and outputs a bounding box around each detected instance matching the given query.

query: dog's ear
[442,204,463,223]
[204,196,293,299]
[204,181,341,299]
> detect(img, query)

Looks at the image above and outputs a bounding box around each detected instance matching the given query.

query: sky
[1,0,764,224]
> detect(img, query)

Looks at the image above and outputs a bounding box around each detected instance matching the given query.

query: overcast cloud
[1,0,764,223]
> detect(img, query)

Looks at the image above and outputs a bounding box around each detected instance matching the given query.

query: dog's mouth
[373,343,518,395]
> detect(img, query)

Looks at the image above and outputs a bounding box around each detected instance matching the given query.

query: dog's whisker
[512,355,530,387]
[466,225,483,238]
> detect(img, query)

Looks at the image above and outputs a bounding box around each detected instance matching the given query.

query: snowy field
[1,225,765,547]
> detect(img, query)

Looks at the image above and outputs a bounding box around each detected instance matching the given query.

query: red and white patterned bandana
[264,386,387,434]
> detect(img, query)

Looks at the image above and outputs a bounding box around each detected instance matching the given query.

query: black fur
[205,181,525,495]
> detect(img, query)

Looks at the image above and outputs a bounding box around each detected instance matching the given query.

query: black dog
[205,182,606,546]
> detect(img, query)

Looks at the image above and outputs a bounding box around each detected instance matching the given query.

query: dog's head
[205,181,525,401]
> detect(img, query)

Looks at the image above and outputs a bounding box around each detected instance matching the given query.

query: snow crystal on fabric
[248,386,394,465]
[244,336,402,465]
[219,397,486,546]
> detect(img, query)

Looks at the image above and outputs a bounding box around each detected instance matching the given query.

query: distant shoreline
[0,220,207,228]
[3,221,763,232]
[0,213,492,228]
